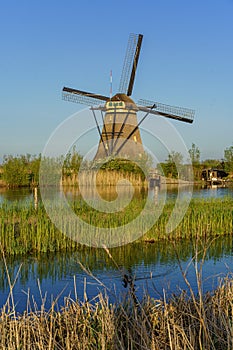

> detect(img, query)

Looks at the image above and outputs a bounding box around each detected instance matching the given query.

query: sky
[0,0,233,162]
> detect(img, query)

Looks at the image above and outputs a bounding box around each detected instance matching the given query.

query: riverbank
[1,271,233,349]
[0,197,232,256]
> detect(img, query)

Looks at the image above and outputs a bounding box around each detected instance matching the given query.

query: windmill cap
[106,93,138,110]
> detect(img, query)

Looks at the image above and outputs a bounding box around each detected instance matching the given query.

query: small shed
[202,168,228,183]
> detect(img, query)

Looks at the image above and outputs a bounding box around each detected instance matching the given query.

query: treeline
[0,148,83,188]
[0,149,83,188]
[1,154,41,187]
[1,143,233,186]
[0,148,151,187]
[158,143,233,180]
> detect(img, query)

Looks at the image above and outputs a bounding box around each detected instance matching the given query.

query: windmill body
[94,93,144,159]
[62,33,195,161]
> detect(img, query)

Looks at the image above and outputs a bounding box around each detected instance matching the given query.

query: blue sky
[0,0,233,162]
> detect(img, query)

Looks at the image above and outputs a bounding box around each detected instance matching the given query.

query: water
[0,185,233,313]
[1,184,233,204]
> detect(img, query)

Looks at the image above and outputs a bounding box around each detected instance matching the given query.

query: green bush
[2,154,41,187]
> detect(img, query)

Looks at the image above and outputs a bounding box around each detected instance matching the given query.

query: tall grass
[144,197,233,242]
[0,197,232,255]
[1,258,233,349]
[62,169,146,187]
[0,202,79,255]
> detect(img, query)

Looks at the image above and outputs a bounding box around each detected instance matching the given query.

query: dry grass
[62,169,146,187]
[1,276,233,349]
[1,244,233,350]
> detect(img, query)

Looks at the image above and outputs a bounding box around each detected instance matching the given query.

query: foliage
[224,144,233,173]
[1,148,84,187]
[62,146,83,176]
[94,153,153,180]
[201,158,224,170]
[189,143,200,164]
[2,154,41,187]
[29,154,41,184]
[39,156,64,186]
[157,142,233,181]
[100,158,143,174]
[2,141,233,187]
[158,151,184,179]
[188,143,202,180]
[1,197,232,256]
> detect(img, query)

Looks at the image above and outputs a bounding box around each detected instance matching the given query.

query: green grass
[0,202,79,255]
[0,197,232,256]
[143,197,233,241]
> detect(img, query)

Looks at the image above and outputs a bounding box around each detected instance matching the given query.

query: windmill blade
[62,87,109,106]
[119,33,143,96]
[138,99,195,123]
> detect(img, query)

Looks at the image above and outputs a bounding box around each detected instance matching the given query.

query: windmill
[62,33,194,160]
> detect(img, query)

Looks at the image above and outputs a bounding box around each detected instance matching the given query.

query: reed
[144,197,233,242]
[62,169,146,187]
[0,197,232,256]
[1,269,233,349]
[0,202,79,255]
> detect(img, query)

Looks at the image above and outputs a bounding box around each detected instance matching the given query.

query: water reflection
[0,185,232,205]
[0,237,233,313]
[0,185,232,313]
[62,184,233,202]
[0,187,33,203]
[64,185,148,202]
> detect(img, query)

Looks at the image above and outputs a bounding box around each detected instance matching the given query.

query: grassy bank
[62,168,147,187]
[0,197,232,255]
[1,272,233,349]
[143,196,233,242]
[0,202,79,255]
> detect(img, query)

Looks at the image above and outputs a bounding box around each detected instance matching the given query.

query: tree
[62,146,83,176]
[188,143,201,180]
[224,145,233,173]
[29,154,41,185]
[70,147,83,172]
[202,159,221,169]
[2,155,30,187]
[2,154,41,187]
[158,151,183,179]
[189,143,200,165]
[167,151,183,165]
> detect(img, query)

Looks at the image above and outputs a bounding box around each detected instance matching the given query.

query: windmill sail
[119,33,143,96]
[62,33,195,161]
[138,99,195,123]
[62,87,108,106]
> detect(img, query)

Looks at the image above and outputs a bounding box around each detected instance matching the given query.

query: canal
[0,185,232,313]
